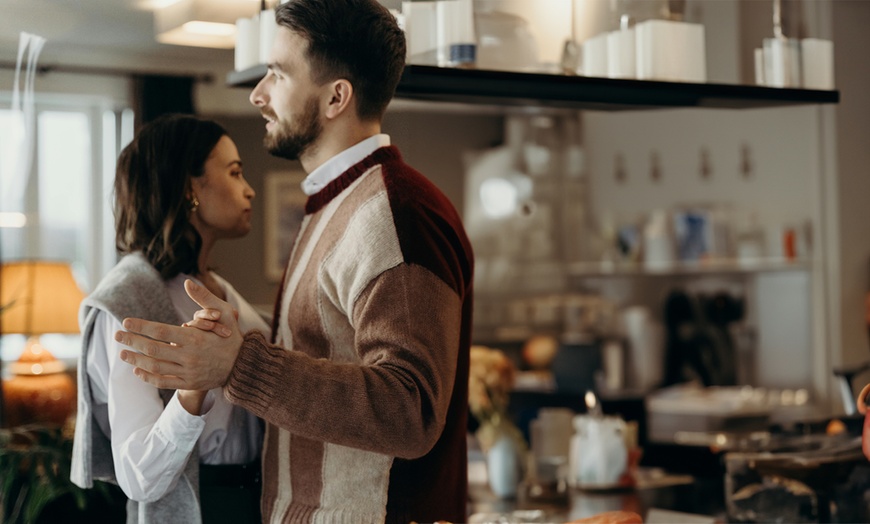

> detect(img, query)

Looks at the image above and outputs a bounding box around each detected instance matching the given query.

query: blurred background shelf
[566,257,812,277]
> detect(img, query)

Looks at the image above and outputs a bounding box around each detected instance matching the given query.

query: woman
[71,114,267,524]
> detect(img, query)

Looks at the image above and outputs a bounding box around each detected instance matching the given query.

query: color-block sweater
[224,146,474,524]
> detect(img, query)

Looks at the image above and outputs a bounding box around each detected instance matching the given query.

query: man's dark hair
[275,0,406,121]
[114,113,227,279]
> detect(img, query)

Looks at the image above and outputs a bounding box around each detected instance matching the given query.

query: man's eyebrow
[267,62,288,74]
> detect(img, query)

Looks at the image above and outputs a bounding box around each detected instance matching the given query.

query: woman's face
[190,135,255,242]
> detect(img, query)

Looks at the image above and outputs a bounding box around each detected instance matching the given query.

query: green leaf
[0,423,103,523]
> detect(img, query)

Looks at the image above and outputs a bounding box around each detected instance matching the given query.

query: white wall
[583,106,824,395]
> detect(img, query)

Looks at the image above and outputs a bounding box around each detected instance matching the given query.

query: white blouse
[86,272,268,502]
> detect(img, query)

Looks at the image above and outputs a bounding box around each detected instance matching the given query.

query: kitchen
[1,0,869,522]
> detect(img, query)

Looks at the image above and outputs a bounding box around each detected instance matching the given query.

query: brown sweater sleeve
[224,263,462,459]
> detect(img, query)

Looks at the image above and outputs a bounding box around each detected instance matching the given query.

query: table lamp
[0,261,85,427]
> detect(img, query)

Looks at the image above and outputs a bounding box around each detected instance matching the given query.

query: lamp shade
[0,261,85,336]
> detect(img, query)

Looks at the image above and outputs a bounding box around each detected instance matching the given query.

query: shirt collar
[301,134,391,196]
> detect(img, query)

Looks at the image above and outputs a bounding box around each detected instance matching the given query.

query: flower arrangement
[468,345,525,453]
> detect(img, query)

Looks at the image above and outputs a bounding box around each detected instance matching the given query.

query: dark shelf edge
[226,64,267,87]
[226,63,839,111]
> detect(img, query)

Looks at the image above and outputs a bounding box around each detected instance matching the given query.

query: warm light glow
[7,336,68,376]
[137,0,184,9]
[584,390,598,412]
[156,28,236,48]
[182,20,236,36]
[153,0,257,49]
[0,261,86,335]
[0,212,26,228]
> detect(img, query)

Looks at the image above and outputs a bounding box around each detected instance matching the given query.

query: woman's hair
[114,113,228,279]
[275,0,406,122]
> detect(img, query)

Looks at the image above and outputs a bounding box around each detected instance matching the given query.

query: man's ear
[324,79,354,120]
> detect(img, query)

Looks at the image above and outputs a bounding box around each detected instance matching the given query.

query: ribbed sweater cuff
[225,331,285,414]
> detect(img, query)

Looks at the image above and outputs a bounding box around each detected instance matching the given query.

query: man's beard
[264,97,322,161]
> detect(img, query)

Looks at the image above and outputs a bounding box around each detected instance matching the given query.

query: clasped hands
[116,279,241,391]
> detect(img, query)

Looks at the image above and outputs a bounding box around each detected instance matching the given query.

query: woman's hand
[177,389,208,415]
[182,307,239,338]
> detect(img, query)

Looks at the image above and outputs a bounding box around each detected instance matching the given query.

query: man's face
[249,28,323,160]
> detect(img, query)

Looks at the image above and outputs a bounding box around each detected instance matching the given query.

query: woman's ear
[324,79,354,120]
[188,193,200,211]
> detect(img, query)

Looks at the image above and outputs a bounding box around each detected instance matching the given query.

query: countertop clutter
[466,340,867,522]
[467,457,717,523]
[465,407,870,523]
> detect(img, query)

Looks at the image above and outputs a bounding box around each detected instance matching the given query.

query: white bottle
[643,209,675,271]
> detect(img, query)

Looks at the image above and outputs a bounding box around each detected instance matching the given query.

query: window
[0,95,133,361]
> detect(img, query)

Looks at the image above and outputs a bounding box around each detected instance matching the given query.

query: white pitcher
[569,414,628,488]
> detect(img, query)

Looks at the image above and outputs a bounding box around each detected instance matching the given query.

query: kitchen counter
[467,466,726,523]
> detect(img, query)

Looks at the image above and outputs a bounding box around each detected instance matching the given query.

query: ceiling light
[182,21,237,37]
[154,0,261,49]
[0,212,27,228]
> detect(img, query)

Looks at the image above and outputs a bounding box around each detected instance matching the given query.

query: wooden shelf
[226,64,839,111]
[565,257,812,277]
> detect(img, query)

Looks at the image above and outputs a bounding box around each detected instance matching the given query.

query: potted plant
[0,421,121,523]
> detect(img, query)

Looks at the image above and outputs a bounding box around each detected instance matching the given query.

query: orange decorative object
[3,340,76,427]
[858,382,870,461]
[566,511,644,524]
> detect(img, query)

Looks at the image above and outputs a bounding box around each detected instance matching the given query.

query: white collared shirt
[86,272,267,502]
[301,134,391,196]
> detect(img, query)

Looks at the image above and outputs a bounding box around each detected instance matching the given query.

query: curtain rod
[0,61,214,83]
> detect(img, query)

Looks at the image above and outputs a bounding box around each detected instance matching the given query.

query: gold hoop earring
[190,196,199,212]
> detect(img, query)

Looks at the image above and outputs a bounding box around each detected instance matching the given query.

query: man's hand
[117,279,243,390]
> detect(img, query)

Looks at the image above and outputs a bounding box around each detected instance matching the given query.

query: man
[116,1,473,522]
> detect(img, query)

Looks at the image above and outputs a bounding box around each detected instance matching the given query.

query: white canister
[801,38,834,90]
[634,19,706,83]
[763,37,802,88]
[581,32,609,78]
[606,28,636,79]
[259,9,278,64]
[643,209,675,271]
[234,16,260,71]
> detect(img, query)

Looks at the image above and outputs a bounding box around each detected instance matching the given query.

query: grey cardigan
[70,253,201,524]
